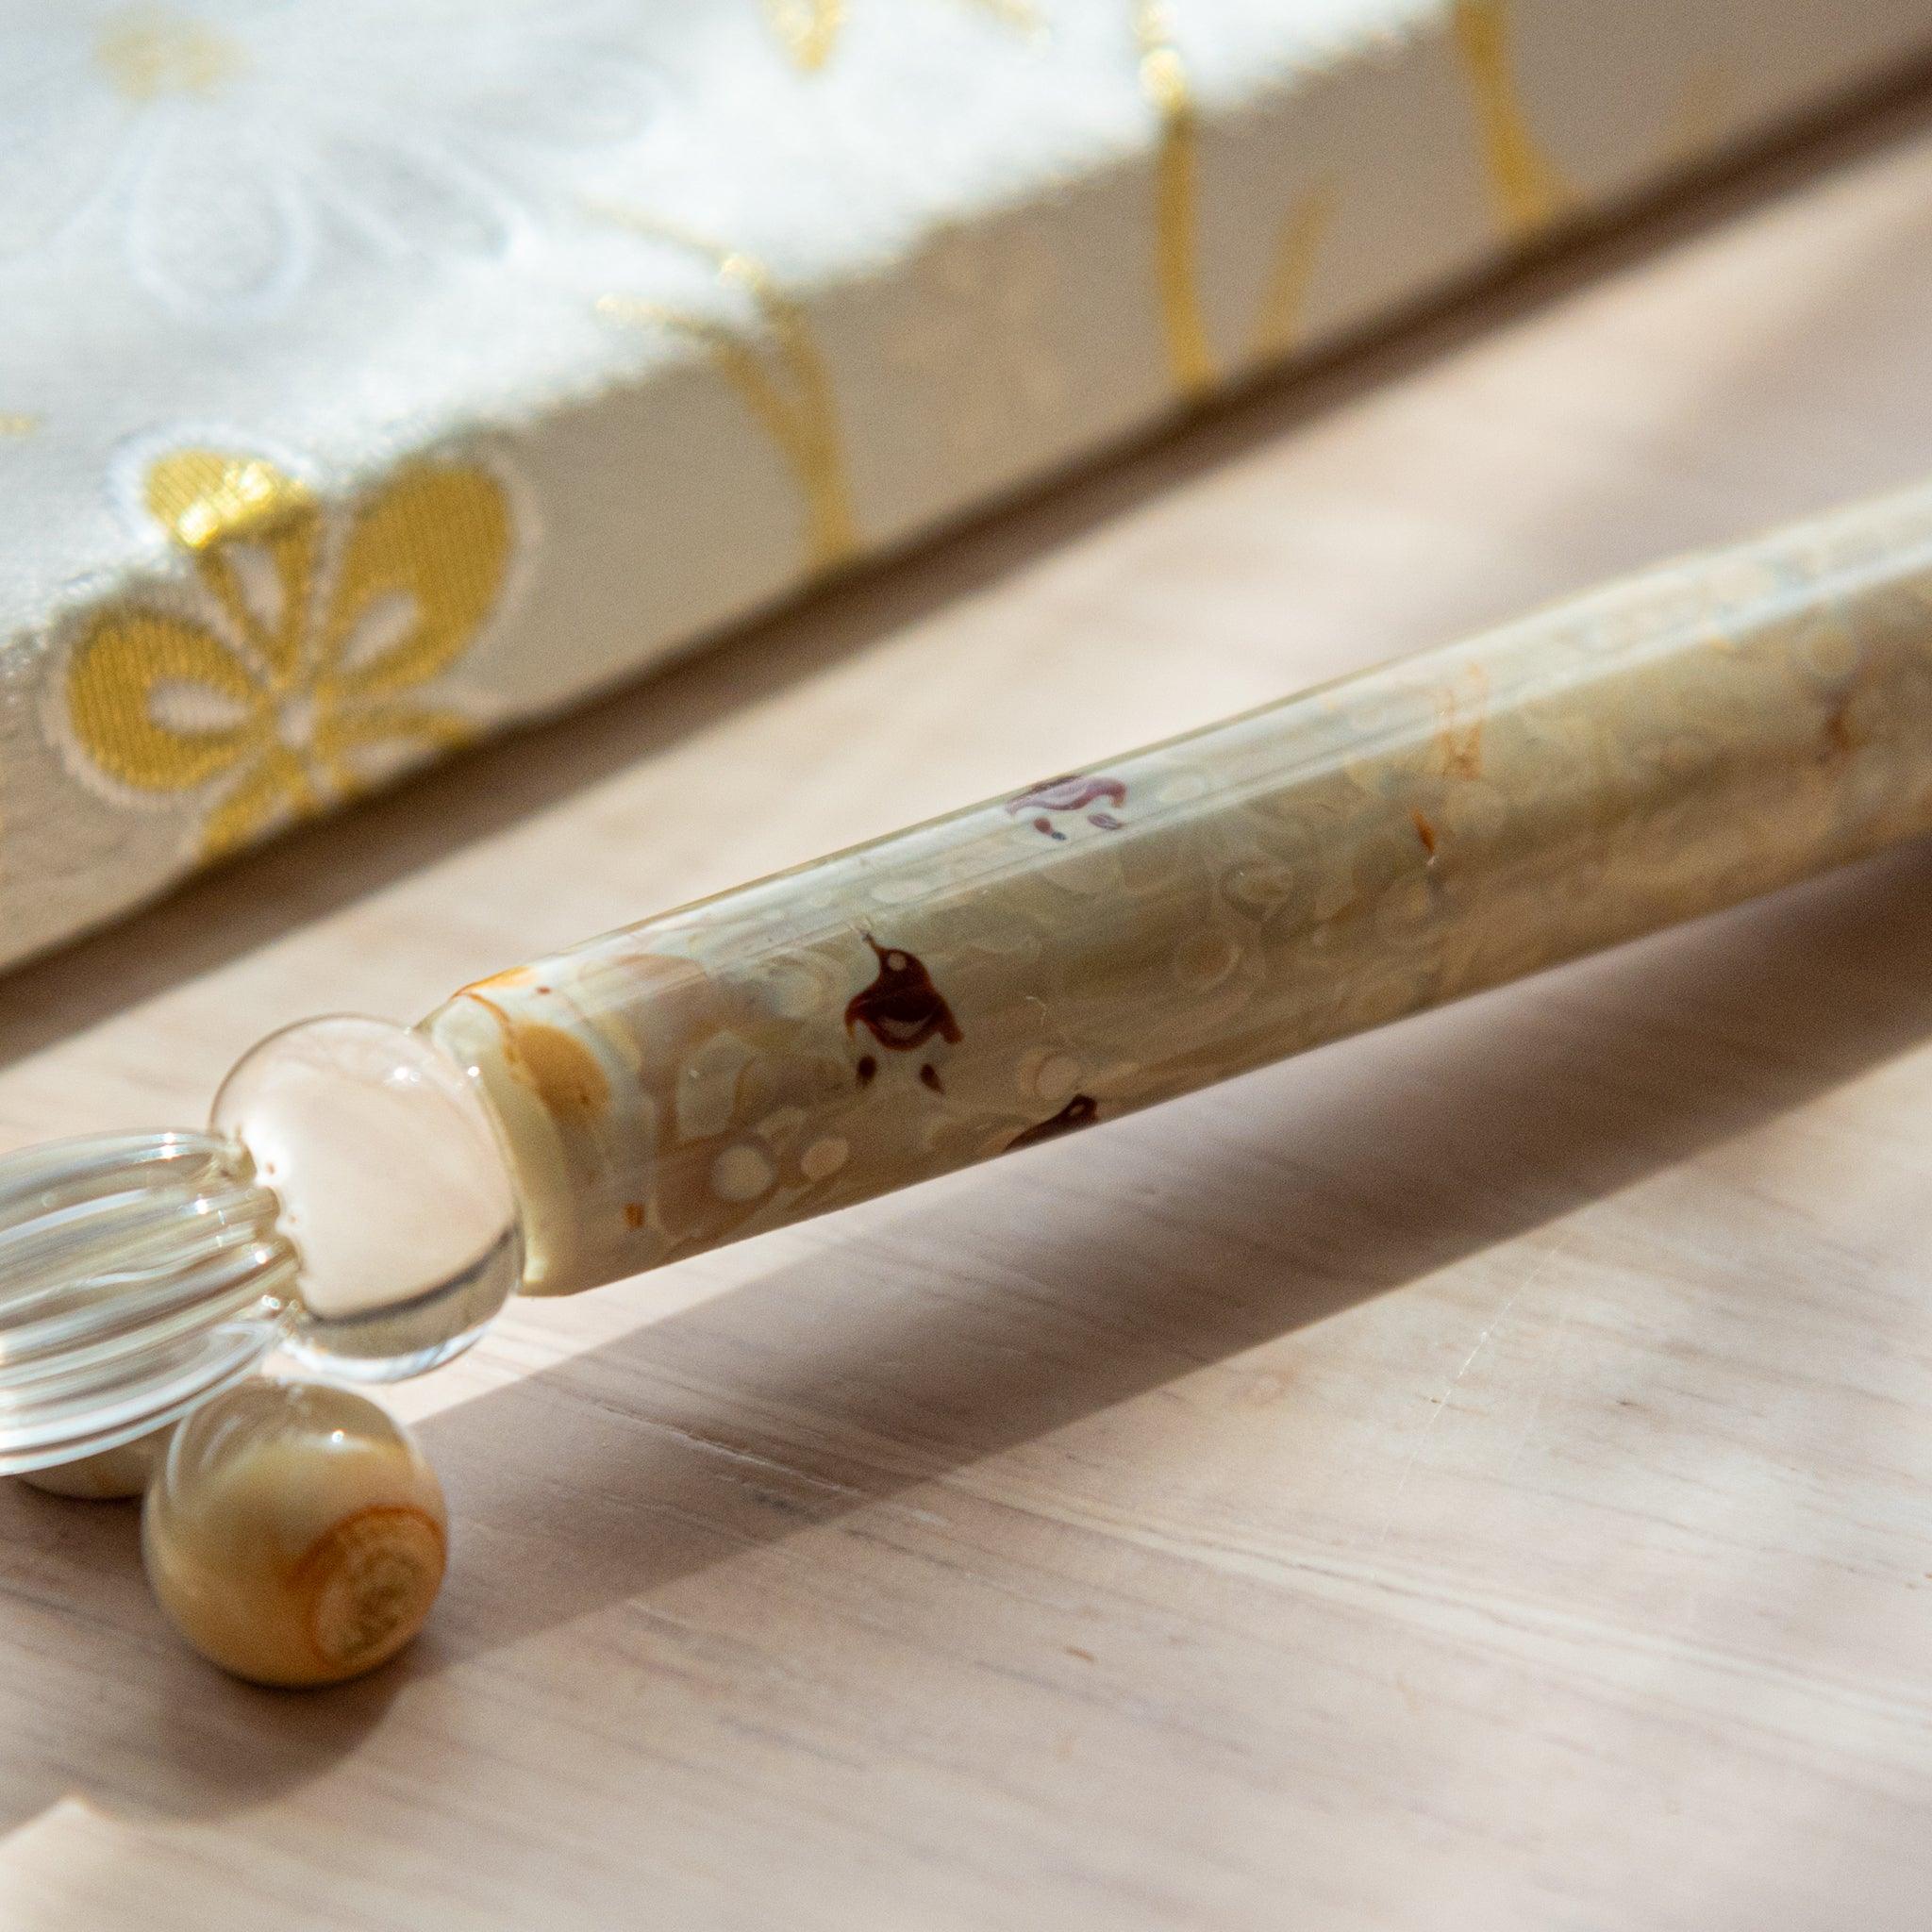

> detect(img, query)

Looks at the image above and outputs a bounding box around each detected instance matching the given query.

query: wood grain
[6,81,1932,1932]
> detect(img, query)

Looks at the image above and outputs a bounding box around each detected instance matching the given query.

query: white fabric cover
[1,0,1925,966]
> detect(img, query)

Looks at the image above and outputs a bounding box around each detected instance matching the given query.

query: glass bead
[212,1016,522,1380]
[142,1378,445,1687]
[17,1425,171,1499]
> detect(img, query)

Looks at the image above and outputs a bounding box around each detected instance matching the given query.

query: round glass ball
[212,1015,522,1380]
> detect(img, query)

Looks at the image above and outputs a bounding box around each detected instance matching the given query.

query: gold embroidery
[1452,4,1730,244]
[765,0,1037,73]
[0,414,38,438]
[67,453,511,858]
[1449,0,1569,239]
[1135,2,1332,395]
[144,450,313,551]
[1136,2,1214,398]
[1249,179,1336,366]
[764,0,845,70]
[593,208,857,575]
[95,7,244,101]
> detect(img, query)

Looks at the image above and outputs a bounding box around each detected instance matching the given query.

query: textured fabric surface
[1,0,1927,969]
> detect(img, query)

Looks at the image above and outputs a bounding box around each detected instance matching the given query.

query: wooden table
[6,78,1932,1932]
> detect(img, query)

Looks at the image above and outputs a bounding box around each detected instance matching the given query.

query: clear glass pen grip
[0,1022,524,1473]
[425,491,1932,1298]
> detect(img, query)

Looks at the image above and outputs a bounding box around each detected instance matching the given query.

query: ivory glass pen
[4,478,1931,1477]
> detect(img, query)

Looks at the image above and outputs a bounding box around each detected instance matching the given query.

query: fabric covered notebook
[2,0,1926,968]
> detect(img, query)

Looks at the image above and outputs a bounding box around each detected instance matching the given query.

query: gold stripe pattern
[1135,1,1332,396]
[594,208,858,576]
[1450,0,1569,240]
[1452,4,1733,242]
[1249,178,1337,366]
[1136,0,1216,398]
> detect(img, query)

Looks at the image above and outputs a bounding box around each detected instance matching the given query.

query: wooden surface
[6,83,1932,1932]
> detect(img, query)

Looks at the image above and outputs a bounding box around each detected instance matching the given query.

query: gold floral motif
[593,207,857,575]
[1134,1,1334,396]
[66,451,512,858]
[0,413,37,438]
[764,0,1037,72]
[144,448,313,550]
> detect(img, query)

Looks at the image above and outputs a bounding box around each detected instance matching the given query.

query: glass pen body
[425,488,1932,1296]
